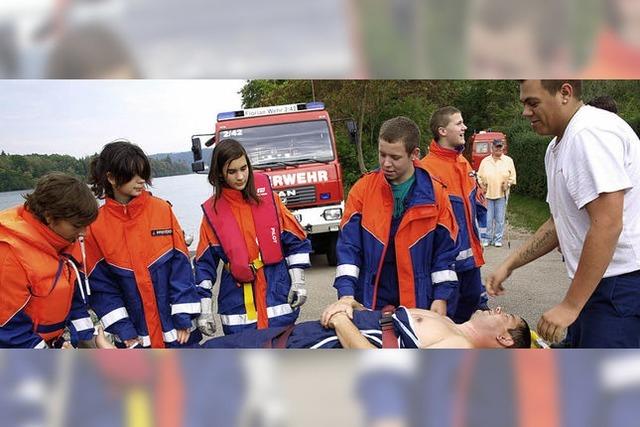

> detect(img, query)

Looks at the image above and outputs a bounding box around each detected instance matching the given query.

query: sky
[0,79,246,157]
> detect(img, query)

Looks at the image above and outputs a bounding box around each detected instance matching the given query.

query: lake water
[0,174,214,249]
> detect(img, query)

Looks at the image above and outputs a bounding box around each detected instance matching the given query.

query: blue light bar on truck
[217,102,325,121]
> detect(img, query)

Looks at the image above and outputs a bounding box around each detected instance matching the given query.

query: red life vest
[0,207,76,342]
[201,173,284,283]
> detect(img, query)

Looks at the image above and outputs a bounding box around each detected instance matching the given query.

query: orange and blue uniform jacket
[333,163,460,313]
[84,191,203,348]
[0,206,94,348]
[421,140,486,273]
[194,188,311,335]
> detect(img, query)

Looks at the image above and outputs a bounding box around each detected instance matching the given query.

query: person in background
[587,95,618,114]
[477,139,516,248]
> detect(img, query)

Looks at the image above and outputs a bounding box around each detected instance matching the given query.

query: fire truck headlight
[322,208,342,221]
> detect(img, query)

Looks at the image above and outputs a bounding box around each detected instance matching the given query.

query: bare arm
[507,216,559,269]
[329,312,376,349]
[567,191,623,309]
[537,191,624,342]
[486,216,559,296]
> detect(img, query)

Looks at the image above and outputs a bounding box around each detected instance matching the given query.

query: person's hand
[430,299,447,316]
[501,181,509,193]
[197,298,217,336]
[485,264,512,296]
[327,311,350,329]
[287,283,308,309]
[197,312,217,336]
[95,327,116,349]
[537,302,580,343]
[61,341,74,349]
[321,297,358,327]
[288,268,307,309]
[177,328,191,345]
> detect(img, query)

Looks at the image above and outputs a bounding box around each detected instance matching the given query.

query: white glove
[197,298,217,336]
[287,268,307,309]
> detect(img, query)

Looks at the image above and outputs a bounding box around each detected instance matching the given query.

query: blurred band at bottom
[1,350,639,427]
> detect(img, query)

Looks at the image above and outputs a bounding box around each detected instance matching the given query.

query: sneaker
[481,240,489,247]
[494,242,503,247]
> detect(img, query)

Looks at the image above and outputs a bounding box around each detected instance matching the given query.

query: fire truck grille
[277,185,316,206]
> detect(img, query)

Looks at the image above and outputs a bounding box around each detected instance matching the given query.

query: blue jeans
[485,197,506,244]
[567,269,640,348]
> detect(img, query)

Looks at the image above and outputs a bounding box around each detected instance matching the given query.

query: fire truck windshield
[218,120,334,167]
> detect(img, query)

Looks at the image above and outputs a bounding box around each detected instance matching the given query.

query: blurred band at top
[0,0,637,78]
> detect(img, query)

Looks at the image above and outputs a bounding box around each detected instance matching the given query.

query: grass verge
[506,193,550,233]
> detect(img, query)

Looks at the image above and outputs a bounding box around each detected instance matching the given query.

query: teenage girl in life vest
[84,140,205,348]
[194,139,312,335]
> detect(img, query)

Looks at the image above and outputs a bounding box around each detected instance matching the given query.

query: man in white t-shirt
[486,80,640,348]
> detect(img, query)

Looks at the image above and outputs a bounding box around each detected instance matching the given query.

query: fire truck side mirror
[346,119,358,145]
[191,136,206,173]
[192,136,203,161]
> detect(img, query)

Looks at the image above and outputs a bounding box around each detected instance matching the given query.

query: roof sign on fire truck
[217,102,325,121]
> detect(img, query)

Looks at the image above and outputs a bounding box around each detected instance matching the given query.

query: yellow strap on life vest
[243,256,263,321]
[250,256,264,271]
[125,388,152,427]
[243,282,257,321]
[224,253,264,322]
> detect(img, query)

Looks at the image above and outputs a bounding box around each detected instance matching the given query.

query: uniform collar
[221,186,247,204]
[429,140,464,161]
[104,190,150,220]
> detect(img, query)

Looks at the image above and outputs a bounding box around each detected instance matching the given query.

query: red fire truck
[191,101,350,266]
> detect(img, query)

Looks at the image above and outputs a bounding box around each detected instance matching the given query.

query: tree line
[241,80,640,200]
[0,151,190,192]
